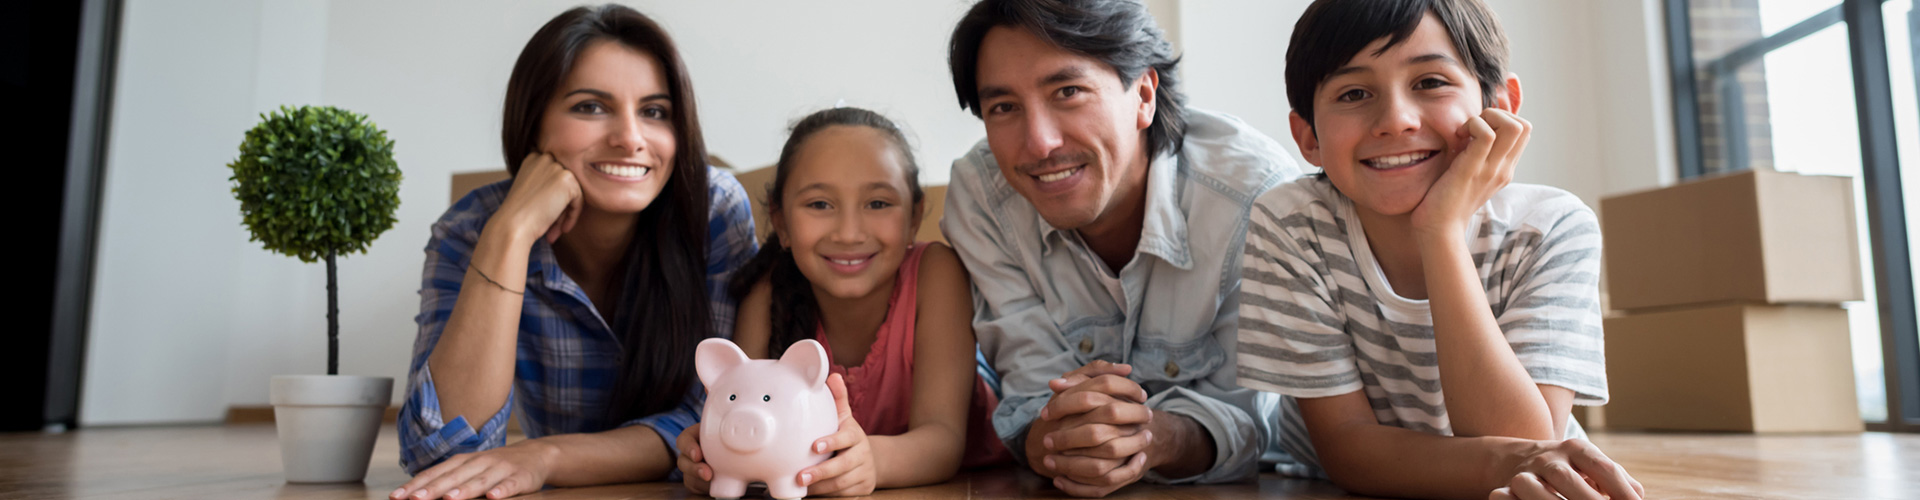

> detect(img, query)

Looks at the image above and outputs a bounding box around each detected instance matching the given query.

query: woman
[391,5,756,500]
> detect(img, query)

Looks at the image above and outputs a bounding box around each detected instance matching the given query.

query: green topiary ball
[229,105,403,263]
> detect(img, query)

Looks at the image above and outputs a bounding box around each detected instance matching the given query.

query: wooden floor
[1,424,1916,499]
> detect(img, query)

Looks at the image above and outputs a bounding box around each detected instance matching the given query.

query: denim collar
[1034,147,1194,271]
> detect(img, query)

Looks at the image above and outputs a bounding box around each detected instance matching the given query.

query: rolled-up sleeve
[619,382,705,460]
[399,209,516,474]
[1141,384,1264,484]
[399,362,515,474]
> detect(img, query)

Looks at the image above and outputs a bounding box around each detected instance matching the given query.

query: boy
[1237,1,1645,499]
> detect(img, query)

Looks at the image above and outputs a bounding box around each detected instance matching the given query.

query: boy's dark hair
[948,0,1187,157]
[729,107,924,358]
[1285,0,1509,130]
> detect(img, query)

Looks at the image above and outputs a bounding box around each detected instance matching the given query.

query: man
[942,0,1303,496]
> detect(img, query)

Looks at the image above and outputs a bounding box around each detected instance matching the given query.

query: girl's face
[774,125,922,301]
[539,39,677,215]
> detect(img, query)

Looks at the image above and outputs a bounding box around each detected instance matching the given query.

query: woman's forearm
[428,220,535,427]
[1419,234,1554,439]
[537,425,676,486]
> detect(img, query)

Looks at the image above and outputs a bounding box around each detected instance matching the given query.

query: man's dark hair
[1285,0,1509,130]
[948,0,1187,157]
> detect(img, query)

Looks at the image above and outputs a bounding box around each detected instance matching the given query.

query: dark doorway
[2,0,117,432]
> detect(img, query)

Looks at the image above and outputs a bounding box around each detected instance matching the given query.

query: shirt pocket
[1130,334,1227,386]
[1058,314,1126,366]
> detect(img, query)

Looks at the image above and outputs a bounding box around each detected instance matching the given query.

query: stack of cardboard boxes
[1597,169,1864,432]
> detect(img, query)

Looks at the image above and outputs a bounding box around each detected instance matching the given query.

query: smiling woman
[390,5,758,500]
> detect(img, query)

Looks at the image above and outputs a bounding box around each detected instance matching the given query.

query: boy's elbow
[1314,448,1378,496]
[1307,425,1415,498]
[1452,420,1556,442]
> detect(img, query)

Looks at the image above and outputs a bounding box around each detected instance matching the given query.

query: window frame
[1666,0,1920,432]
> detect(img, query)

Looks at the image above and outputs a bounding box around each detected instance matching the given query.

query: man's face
[1292,13,1505,219]
[974,26,1156,231]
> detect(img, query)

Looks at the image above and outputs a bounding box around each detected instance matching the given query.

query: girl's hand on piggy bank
[798,373,876,497]
[675,424,711,495]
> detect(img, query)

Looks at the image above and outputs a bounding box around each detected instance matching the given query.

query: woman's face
[774,126,920,301]
[539,39,677,215]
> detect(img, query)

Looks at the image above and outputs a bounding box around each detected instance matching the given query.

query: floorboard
[0,424,1912,499]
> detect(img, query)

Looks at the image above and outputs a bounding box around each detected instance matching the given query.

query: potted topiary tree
[229,105,403,483]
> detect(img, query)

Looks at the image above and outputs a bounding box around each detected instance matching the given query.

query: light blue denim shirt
[942,109,1303,483]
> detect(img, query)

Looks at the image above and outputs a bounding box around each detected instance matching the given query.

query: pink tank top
[815,243,1012,468]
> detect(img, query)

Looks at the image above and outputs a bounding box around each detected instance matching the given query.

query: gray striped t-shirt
[1237,176,1608,478]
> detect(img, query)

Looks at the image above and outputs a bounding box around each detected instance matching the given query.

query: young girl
[676,107,1010,496]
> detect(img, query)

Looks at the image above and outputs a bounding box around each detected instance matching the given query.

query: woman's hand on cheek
[798,374,877,497]
[495,152,584,245]
[1410,107,1530,240]
[389,440,557,500]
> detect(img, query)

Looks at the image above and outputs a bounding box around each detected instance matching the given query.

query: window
[1669,0,1920,431]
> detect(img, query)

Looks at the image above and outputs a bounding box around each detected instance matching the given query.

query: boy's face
[1291,12,1515,219]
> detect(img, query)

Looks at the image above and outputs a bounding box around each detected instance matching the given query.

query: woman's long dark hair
[729,108,923,357]
[501,5,712,423]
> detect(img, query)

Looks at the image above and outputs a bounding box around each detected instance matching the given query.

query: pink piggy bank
[696,338,838,500]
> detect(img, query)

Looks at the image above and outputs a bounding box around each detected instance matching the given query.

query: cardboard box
[1603,303,1861,432]
[1600,169,1862,311]
[735,165,948,244]
[451,170,511,205]
[1571,405,1605,431]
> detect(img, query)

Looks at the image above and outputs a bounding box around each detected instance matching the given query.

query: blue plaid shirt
[400,166,758,475]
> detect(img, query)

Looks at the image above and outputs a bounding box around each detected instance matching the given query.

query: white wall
[1177,1,1310,164]
[85,0,263,425]
[86,0,1676,424]
[87,0,345,426]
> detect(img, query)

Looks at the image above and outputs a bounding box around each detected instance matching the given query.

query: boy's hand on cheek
[1411,107,1531,243]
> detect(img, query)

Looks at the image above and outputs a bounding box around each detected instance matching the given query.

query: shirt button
[1165,361,1180,377]
[1079,338,1094,354]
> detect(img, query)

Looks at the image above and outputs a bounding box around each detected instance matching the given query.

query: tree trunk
[326,248,339,376]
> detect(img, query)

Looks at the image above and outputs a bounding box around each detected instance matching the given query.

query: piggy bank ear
[780,339,830,388]
[696,338,749,389]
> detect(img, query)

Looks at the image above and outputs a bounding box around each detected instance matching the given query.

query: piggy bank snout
[718,406,777,453]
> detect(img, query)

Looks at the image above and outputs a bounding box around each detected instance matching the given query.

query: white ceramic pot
[270,374,394,483]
